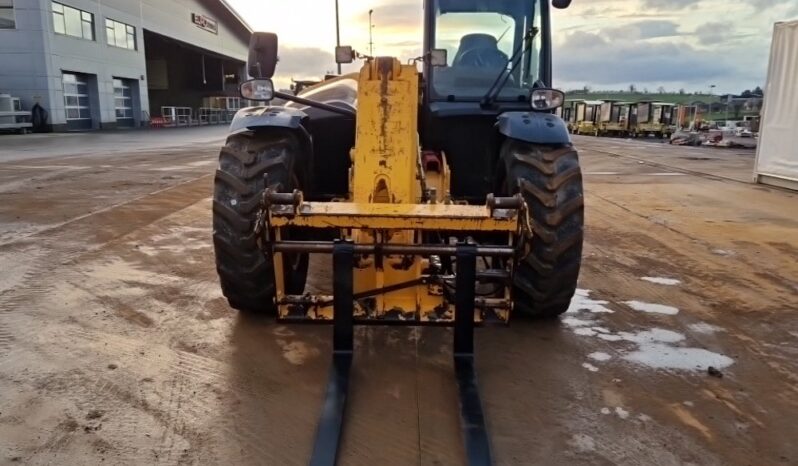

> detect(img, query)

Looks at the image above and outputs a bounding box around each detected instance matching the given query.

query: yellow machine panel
[263,57,525,323]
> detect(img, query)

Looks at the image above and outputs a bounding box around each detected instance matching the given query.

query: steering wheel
[456,48,509,70]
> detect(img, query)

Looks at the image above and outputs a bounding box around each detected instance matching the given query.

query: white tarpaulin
[755,20,798,190]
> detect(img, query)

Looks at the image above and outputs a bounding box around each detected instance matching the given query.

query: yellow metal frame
[265,58,523,323]
[270,203,519,232]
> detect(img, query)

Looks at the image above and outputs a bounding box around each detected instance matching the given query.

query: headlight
[530,89,565,111]
[240,78,274,101]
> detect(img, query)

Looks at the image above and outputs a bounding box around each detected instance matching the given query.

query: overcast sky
[225,0,798,93]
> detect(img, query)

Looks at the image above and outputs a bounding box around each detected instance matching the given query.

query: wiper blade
[481,27,538,108]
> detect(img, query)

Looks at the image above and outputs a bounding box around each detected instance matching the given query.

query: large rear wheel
[213,130,309,314]
[500,139,584,318]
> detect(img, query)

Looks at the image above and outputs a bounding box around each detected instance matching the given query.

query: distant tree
[629,84,637,92]
[582,85,591,93]
[657,86,666,94]
[741,89,753,98]
[643,87,649,94]
[679,88,686,95]
[752,86,764,97]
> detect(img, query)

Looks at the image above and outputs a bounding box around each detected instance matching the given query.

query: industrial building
[0,0,250,131]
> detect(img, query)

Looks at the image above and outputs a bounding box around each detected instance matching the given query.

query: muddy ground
[0,128,796,465]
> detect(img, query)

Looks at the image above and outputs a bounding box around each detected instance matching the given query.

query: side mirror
[248,32,279,78]
[552,0,572,8]
[240,79,275,102]
[429,49,448,67]
[335,45,355,64]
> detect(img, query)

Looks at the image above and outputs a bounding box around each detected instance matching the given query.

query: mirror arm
[274,91,356,118]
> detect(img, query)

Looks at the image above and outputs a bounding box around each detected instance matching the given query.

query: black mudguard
[496,111,571,145]
[229,106,308,135]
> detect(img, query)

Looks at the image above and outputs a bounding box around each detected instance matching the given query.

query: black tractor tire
[500,139,584,318]
[213,130,309,314]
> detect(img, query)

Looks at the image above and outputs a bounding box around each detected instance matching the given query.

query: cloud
[553,30,734,88]
[273,46,337,88]
[640,0,699,9]
[357,2,422,33]
[225,0,792,93]
[602,20,681,39]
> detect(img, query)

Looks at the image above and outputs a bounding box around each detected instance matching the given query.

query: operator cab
[421,0,568,202]
[425,0,544,104]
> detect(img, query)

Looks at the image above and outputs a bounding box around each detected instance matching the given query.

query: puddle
[567,289,614,314]
[275,339,320,365]
[641,276,681,286]
[85,258,181,287]
[624,300,680,315]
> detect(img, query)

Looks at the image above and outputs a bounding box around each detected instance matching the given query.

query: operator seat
[452,33,508,69]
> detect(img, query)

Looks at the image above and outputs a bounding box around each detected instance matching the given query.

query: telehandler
[213,0,580,464]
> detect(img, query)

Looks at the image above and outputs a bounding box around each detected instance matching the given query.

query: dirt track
[0,129,796,465]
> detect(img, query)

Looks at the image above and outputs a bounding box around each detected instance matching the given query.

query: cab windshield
[431,0,542,101]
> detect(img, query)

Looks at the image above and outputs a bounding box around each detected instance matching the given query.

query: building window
[105,19,136,50]
[52,2,94,41]
[0,0,14,29]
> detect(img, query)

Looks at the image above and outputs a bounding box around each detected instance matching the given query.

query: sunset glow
[226,0,798,92]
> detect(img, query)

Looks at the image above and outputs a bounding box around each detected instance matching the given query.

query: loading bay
[0,129,796,465]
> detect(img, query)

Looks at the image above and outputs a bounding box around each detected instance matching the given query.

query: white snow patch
[624,300,680,315]
[592,327,611,334]
[562,317,594,327]
[619,328,685,344]
[567,289,614,314]
[638,413,652,422]
[641,276,681,286]
[568,434,596,452]
[600,407,611,415]
[601,327,737,371]
[574,327,597,337]
[588,352,612,362]
[598,333,623,342]
[582,362,599,372]
[615,407,630,419]
[688,322,724,334]
[187,160,215,167]
[683,401,695,407]
[623,344,734,370]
